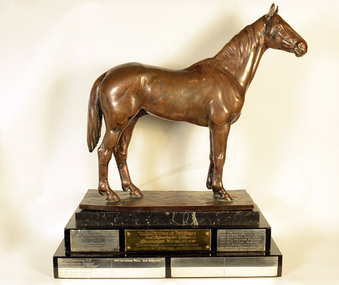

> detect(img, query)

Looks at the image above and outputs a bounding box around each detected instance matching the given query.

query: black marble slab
[75,206,260,229]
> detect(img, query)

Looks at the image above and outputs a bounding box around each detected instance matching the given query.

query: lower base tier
[53,239,282,278]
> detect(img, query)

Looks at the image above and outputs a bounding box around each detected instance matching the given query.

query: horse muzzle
[294,41,307,57]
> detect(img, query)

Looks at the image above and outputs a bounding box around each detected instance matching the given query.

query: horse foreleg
[209,122,233,201]
[114,113,144,198]
[98,129,122,202]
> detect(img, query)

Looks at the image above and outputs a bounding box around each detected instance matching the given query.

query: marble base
[76,189,259,228]
[53,188,282,278]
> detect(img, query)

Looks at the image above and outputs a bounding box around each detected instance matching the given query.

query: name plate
[70,229,119,252]
[125,229,211,252]
[217,229,266,251]
[58,257,166,278]
[171,256,278,277]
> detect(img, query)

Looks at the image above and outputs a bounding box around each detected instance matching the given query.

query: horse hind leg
[206,129,214,191]
[114,112,145,198]
[98,127,126,201]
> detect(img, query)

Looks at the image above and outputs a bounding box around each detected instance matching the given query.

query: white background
[1,0,338,284]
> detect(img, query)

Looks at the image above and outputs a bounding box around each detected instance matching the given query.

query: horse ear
[266,4,277,21]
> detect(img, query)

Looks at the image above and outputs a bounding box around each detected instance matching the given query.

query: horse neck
[214,16,267,91]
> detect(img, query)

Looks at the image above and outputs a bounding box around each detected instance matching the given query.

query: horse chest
[208,84,244,126]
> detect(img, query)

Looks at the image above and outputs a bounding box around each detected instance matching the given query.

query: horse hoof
[213,190,223,198]
[130,189,143,198]
[218,192,233,202]
[213,189,233,202]
[106,192,121,202]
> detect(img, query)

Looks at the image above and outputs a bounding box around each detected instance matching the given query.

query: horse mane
[214,16,267,84]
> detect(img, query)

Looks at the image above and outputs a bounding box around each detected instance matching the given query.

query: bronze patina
[87,4,307,202]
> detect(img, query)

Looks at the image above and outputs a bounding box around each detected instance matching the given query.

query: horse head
[264,4,307,57]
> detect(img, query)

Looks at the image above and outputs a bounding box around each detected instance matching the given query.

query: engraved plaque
[70,229,119,252]
[217,229,266,252]
[58,257,166,278]
[125,229,211,252]
[171,256,278,277]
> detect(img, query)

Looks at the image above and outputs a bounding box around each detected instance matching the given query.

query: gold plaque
[125,229,211,252]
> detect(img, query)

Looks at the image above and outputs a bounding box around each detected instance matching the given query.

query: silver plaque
[57,257,166,278]
[70,229,119,252]
[171,256,278,277]
[217,229,266,251]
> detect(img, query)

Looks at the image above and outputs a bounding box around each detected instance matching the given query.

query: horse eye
[275,25,282,32]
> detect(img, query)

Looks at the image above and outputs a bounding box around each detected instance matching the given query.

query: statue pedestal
[53,190,282,278]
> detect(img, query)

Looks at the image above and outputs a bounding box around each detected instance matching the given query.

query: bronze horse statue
[87,4,307,202]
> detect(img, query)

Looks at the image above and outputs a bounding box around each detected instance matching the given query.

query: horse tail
[87,73,106,152]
